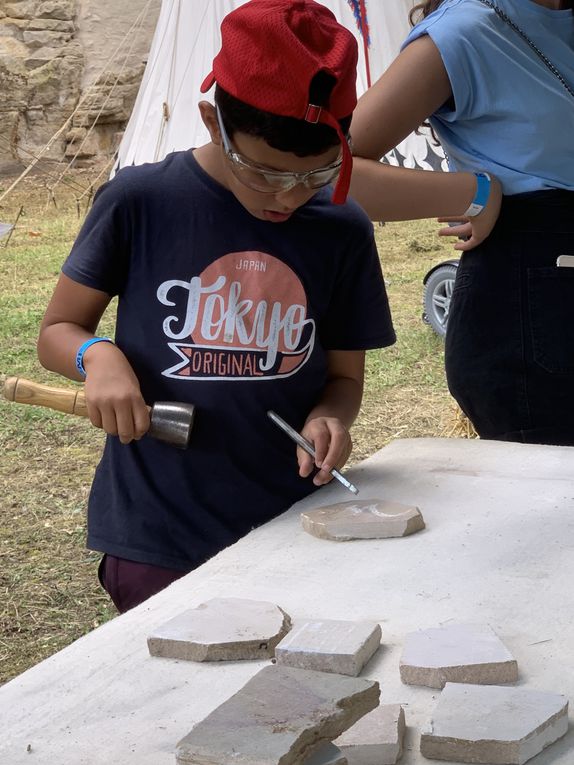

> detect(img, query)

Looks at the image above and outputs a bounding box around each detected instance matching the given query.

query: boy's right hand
[82,341,150,444]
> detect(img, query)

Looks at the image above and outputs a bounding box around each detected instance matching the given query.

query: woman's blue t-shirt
[404,0,574,194]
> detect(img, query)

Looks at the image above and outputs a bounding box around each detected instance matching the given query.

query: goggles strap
[317,110,352,205]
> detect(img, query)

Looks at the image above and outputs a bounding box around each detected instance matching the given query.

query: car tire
[423,263,458,338]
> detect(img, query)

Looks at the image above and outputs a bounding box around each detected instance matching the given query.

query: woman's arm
[350,160,502,251]
[352,35,452,159]
[350,36,502,249]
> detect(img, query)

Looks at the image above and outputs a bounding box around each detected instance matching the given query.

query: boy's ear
[198,101,221,145]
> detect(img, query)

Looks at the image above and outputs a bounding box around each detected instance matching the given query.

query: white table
[1,438,573,764]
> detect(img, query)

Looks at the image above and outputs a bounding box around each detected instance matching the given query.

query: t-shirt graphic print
[158,251,316,381]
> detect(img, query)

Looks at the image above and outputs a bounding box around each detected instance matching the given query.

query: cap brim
[200,72,216,93]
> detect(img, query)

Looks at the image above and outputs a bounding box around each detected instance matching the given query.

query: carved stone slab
[305,743,347,765]
[147,597,291,662]
[420,683,568,764]
[400,623,518,688]
[176,665,379,765]
[275,619,382,676]
[335,704,406,765]
[301,499,425,541]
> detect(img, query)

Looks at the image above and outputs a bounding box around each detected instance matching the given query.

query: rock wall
[0,0,160,173]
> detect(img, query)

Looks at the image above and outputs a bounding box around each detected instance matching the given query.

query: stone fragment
[27,18,75,32]
[22,29,72,48]
[148,597,291,662]
[176,665,379,765]
[37,1,75,21]
[64,130,100,158]
[420,683,568,764]
[275,619,381,677]
[334,704,405,765]
[400,623,518,688]
[4,1,39,19]
[305,743,347,765]
[301,499,425,541]
[24,47,60,69]
[2,16,28,35]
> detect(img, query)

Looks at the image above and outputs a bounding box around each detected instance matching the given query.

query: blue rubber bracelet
[464,172,491,217]
[75,337,114,377]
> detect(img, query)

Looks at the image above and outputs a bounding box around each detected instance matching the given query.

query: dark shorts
[98,554,191,613]
[445,190,574,445]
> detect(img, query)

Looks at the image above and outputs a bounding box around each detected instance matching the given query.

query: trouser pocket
[528,266,574,374]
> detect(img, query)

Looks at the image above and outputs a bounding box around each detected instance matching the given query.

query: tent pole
[358,0,371,88]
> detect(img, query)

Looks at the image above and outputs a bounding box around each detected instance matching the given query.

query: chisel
[267,410,359,495]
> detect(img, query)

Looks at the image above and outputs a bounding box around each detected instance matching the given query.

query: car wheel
[423,263,458,338]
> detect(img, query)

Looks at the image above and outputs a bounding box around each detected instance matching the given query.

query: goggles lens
[229,162,341,193]
[217,105,343,194]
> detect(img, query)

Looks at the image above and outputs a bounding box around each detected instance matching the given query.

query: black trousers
[445,190,574,446]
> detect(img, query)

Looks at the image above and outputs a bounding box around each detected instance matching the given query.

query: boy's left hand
[298,416,352,487]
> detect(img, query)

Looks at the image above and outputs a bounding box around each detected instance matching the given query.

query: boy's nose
[274,183,316,210]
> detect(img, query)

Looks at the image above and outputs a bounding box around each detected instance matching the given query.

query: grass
[0,167,468,686]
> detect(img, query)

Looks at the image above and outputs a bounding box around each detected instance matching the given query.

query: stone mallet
[2,376,195,449]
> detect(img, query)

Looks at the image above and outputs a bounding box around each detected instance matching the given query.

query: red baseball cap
[201,0,358,204]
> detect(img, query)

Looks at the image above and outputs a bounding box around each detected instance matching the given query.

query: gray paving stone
[301,499,425,541]
[147,597,291,662]
[400,623,518,688]
[176,665,380,765]
[335,703,405,765]
[275,619,382,676]
[420,683,568,764]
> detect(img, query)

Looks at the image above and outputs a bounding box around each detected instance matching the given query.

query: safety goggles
[216,104,346,194]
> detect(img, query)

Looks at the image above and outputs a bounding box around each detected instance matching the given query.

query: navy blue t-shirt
[63,151,395,570]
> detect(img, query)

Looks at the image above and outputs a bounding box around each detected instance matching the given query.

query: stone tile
[147,597,291,662]
[400,623,518,688]
[334,703,405,765]
[301,499,425,541]
[176,665,380,765]
[420,683,568,764]
[275,619,382,677]
[305,743,347,765]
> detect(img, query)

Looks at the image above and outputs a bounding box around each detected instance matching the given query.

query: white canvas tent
[0,223,12,240]
[113,0,446,175]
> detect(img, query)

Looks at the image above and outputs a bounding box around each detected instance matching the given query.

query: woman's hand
[438,175,503,251]
[298,416,353,487]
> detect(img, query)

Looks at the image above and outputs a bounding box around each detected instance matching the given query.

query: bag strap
[475,0,574,99]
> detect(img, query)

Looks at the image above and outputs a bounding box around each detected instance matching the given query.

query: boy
[37,0,395,613]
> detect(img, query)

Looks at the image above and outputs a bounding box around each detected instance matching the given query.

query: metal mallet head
[148,401,196,449]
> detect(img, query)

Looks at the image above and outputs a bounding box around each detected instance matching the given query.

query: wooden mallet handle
[3,376,88,417]
[3,376,195,448]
